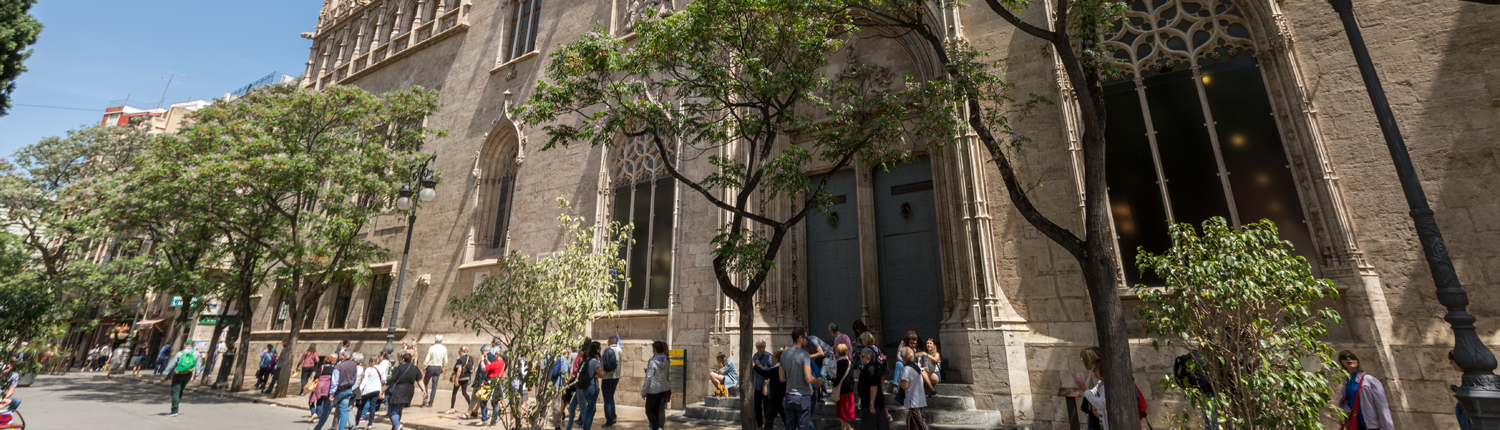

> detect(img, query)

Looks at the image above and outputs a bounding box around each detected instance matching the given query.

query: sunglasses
[1339,355,1358,361]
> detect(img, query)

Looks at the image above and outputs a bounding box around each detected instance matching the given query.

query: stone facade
[245,0,1500,429]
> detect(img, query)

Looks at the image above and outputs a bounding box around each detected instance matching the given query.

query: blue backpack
[602,347,619,373]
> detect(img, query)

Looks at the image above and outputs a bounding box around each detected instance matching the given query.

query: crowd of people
[110,320,1455,430]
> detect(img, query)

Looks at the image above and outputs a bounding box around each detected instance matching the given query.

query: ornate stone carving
[623,0,670,33]
[1103,0,1257,77]
[614,134,675,184]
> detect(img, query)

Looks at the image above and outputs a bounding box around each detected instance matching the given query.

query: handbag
[1343,374,1365,430]
[475,378,495,401]
[830,360,853,398]
[304,377,319,393]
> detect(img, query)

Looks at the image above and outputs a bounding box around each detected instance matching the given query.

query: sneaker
[166,412,180,417]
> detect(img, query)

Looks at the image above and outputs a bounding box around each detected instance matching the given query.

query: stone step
[674,405,1025,430]
[705,395,742,409]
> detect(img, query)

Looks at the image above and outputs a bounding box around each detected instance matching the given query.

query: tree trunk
[230,284,256,392]
[272,292,305,398]
[736,295,757,430]
[201,298,232,387]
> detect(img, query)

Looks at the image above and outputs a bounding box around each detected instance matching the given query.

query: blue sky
[0,1,324,156]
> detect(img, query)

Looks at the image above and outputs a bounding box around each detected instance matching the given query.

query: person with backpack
[600,336,623,427]
[162,339,198,417]
[1074,347,1148,430]
[551,349,575,430]
[568,341,605,430]
[1173,351,1216,430]
[1336,350,1393,430]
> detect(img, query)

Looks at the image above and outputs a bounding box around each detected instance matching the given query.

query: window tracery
[610,134,676,310]
[1098,0,1320,286]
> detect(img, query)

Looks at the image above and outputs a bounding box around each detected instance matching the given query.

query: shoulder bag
[1343,374,1365,430]
[830,360,853,398]
[386,364,414,399]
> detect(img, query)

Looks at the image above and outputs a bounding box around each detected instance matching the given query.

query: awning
[134,319,170,330]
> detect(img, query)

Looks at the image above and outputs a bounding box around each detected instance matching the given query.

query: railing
[230,72,284,98]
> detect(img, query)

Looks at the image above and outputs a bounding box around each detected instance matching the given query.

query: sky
[0,0,325,156]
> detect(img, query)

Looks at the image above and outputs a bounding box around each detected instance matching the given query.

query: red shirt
[485,358,505,378]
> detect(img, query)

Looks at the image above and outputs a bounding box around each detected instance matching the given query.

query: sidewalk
[105,373,731,430]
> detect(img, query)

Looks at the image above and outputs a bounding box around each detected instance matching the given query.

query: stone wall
[252,1,1500,428]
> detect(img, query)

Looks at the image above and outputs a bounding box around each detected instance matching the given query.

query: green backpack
[175,350,197,373]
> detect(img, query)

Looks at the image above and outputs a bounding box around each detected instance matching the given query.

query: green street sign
[169,296,201,308]
[197,315,241,325]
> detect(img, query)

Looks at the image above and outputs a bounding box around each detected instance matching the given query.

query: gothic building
[251,0,1500,428]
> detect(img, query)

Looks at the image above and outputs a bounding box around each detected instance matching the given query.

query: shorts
[836,393,857,420]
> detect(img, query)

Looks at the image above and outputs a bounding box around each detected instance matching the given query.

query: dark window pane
[331,280,353,329]
[272,294,290,331]
[526,0,542,53]
[627,181,652,310]
[1143,68,1233,227]
[612,185,633,308]
[492,175,515,249]
[1202,58,1321,273]
[648,178,675,309]
[364,273,390,328]
[1104,81,1171,286]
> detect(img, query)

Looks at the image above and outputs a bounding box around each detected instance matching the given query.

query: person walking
[299,345,321,396]
[386,353,423,430]
[780,328,822,430]
[899,348,930,430]
[750,340,773,428]
[551,348,575,430]
[833,344,856,430]
[1337,350,1394,430]
[461,346,491,420]
[255,344,277,390]
[131,344,148,376]
[709,352,738,397]
[600,337,622,427]
[325,351,360,430]
[310,354,336,429]
[477,350,505,427]
[162,339,198,417]
[565,339,590,429]
[753,348,786,430]
[640,341,671,430]
[857,348,889,430]
[154,344,172,375]
[568,341,604,430]
[356,353,386,430]
[421,336,448,408]
[448,346,474,415]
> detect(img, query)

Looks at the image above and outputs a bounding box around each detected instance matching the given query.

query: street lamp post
[1326,0,1500,426]
[383,154,439,354]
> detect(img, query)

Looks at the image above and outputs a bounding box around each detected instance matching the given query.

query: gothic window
[270,293,291,331]
[1102,0,1318,286]
[505,0,542,62]
[475,128,521,257]
[328,278,354,329]
[364,272,392,328]
[611,134,676,310]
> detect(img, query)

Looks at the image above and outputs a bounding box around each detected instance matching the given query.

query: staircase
[673,384,1027,430]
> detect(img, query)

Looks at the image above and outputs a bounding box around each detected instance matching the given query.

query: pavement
[16,371,733,430]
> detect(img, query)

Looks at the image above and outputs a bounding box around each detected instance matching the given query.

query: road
[12,372,310,430]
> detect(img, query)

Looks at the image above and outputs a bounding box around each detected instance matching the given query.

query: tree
[856,0,1142,427]
[169,83,443,397]
[0,124,154,364]
[0,0,41,116]
[1134,217,1341,430]
[447,198,622,430]
[0,231,49,349]
[517,1,947,427]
